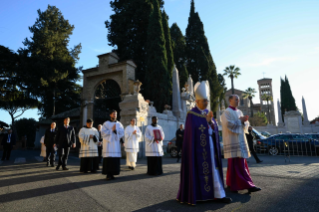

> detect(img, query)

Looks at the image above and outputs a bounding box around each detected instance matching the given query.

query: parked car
[261,131,271,138]
[167,137,181,158]
[256,133,319,156]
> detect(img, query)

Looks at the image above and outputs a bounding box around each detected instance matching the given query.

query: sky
[1,0,319,125]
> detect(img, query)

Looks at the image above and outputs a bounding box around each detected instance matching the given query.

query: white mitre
[194,80,211,111]
[194,80,210,100]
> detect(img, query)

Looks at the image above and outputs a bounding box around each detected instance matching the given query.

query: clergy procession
[34,80,262,207]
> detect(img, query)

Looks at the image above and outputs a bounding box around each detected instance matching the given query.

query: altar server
[124,118,141,170]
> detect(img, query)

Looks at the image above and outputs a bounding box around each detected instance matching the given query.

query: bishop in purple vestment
[176,81,232,205]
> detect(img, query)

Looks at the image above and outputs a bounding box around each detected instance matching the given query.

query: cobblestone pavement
[0,150,318,212]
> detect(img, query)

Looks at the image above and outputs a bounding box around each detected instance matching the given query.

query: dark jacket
[1,133,16,147]
[55,125,76,147]
[175,129,184,148]
[44,128,58,146]
[245,131,254,146]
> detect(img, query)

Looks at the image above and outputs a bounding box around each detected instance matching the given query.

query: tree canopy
[20,5,82,118]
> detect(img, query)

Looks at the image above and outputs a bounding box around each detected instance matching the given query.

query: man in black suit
[246,126,263,163]
[55,117,76,170]
[1,129,16,161]
[44,122,58,167]
[175,124,184,162]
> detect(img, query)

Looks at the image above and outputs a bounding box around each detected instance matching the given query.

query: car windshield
[252,128,266,139]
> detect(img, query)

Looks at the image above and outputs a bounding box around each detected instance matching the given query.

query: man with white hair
[124,118,141,170]
[221,94,261,193]
[177,81,232,206]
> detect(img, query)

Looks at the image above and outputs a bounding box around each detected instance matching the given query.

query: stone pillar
[82,105,87,126]
[172,66,183,118]
[277,99,284,126]
[302,96,310,125]
[284,111,303,133]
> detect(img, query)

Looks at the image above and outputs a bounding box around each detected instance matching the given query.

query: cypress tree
[170,23,189,87]
[145,0,169,112]
[285,76,297,111]
[280,76,297,122]
[185,0,221,111]
[162,10,174,80]
[21,5,82,117]
[105,0,164,90]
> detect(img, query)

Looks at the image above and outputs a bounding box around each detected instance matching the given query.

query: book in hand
[153,129,162,143]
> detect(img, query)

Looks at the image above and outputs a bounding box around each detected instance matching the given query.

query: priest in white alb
[78,118,100,173]
[221,94,261,193]
[145,116,165,176]
[101,110,125,180]
[124,118,141,170]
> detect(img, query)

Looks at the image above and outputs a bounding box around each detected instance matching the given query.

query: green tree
[243,87,257,117]
[170,23,188,87]
[105,0,164,89]
[261,93,273,124]
[144,0,170,112]
[162,10,174,77]
[249,111,268,126]
[15,118,37,147]
[217,74,227,108]
[185,0,221,111]
[280,75,297,122]
[223,65,241,94]
[20,5,82,118]
[0,45,39,130]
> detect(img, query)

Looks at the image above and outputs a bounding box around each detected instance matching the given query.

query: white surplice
[221,108,250,159]
[101,121,125,158]
[40,136,46,157]
[124,125,142,167]
[144,125,165,157]
[78,127,100,158]
[208,125,226,198]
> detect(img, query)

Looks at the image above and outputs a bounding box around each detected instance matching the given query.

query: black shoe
[214,197,232,203]
[111,175,115,180]
[248,187,261,192]
[56,165,60,171]
[257,160,263,164]
[51,164,55,167]
[46,162,49,167]
[131,167,135,170]
[62,167,69,170]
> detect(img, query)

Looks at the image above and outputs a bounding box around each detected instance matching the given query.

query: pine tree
[0,45,38,129]
[185,0,221,111]
[170,23,189,87]
[20,5,82,117]
[105,0,164,89]
[145,0,170,112]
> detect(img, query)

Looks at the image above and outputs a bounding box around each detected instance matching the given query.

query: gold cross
[199,125,206,133]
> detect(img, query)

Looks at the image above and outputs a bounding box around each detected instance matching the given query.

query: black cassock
[102,157,121,176]
[80,157,99,173]
[147,157,163,175]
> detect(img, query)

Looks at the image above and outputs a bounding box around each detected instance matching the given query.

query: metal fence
[255,139,319,162]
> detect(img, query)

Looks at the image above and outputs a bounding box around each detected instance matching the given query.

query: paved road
[0,150,318,212]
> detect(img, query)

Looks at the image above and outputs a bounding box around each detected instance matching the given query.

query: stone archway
[93,79,122,125]
[81,52,137,126]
